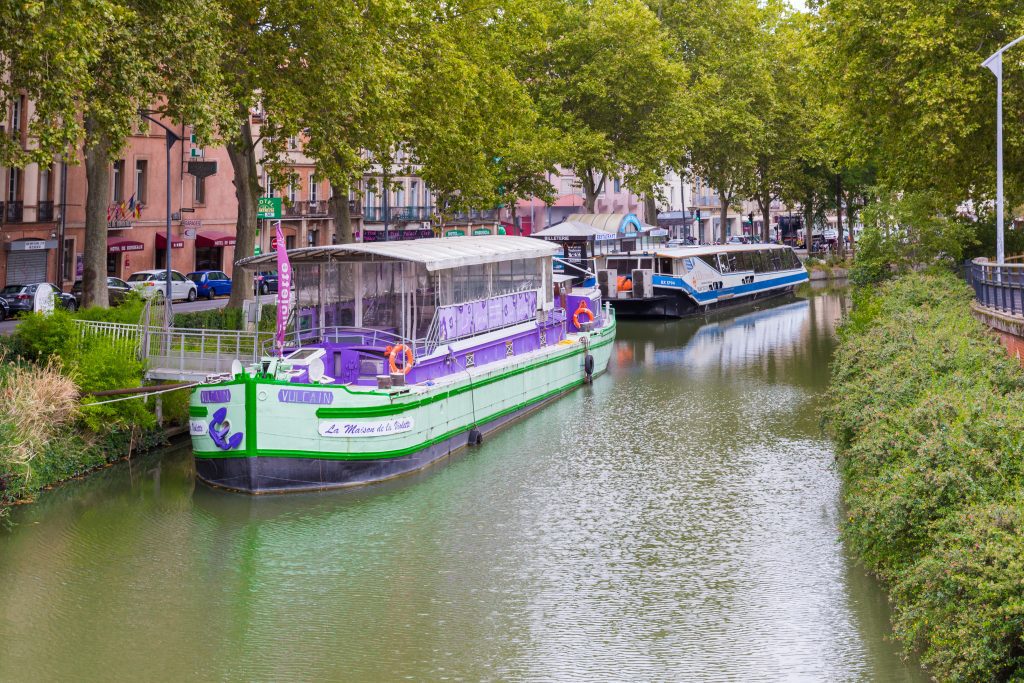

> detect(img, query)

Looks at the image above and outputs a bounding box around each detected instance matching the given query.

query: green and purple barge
[189,236,615,493]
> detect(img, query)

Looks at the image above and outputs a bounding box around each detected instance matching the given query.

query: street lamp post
[138,110,181,328]
[983,35,1024,265]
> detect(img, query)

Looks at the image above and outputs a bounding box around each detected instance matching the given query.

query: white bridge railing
[75,319,272,380]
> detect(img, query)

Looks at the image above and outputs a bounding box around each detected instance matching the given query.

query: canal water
[0,288,926,682]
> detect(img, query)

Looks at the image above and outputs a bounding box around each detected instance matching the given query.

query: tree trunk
[579,169,605,214]
[330,181,353,244]
[835,174,845,258]
[761,201,772,243]
[82,116,111,309]
[718,190,730,243]
[509,202,518,235]
[226,114,260,310]
[845,189,858,256]
[644,194,657,225]
[804,200,815,251]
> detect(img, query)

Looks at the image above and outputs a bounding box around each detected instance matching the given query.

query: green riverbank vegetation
[0,302,189,517]
[825,271,1024,680]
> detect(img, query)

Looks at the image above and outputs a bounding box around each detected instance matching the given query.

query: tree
[524,0,686,214]
[1,0,225,308]
[817,0,1024,213]
[661,0,765,242]
[741,6,813,243]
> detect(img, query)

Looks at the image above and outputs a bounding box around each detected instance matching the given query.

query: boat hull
[190,318,615,494]
[610,285,799,318]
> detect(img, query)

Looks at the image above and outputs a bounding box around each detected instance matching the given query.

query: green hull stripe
[315,331,615,419]
[195,373,590,461]
[188,406,208,417]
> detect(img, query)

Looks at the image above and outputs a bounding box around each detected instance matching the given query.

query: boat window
[697,254,720,271]
[770,250,783,271]
[751,251,766,273]
[717,253,732,273]
[734,251,753,272]
[657,258,673,274]
[640,258,654,270]
[607,258,638,276]
[786,248,801,269]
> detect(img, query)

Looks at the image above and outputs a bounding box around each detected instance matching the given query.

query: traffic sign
[254,245,261,255]
[271,235,279,251]
[257,196,282,219]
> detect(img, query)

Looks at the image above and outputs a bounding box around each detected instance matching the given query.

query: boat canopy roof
[532,220,616,238]
[652,243,794,259]
[237,235,560,272]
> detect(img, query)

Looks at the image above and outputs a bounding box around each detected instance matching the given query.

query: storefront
[195,231,236,271]
[4,238,56,286]
[155,232,185,273]
[107,238,145,277]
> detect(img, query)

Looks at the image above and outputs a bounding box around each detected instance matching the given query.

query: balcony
[5,200,23,223]
[282,200,332,218]
[38,200,54,222]
[450,208,500,221]
[348,200,362,217]
[362,206,433,223]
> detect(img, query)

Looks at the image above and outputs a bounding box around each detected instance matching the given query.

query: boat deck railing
[265,326,422,356]
[971,257,1024,317]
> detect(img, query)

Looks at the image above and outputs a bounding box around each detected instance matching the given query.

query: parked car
[667,237,697,248]
[187,270,232,299]
[71,277,133,307]
[127,269,198,302]
[254,270,278,295]
[727,235,751,245]
[0,283,78,314]
[0,296,8,321]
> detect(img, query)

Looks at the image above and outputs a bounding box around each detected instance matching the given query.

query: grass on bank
[824,271,1024,681]
[0,298,199,515]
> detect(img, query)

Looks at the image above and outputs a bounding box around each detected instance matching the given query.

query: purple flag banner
[275,221,292,354]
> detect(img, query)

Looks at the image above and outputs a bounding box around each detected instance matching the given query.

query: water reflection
[0,289,924,682]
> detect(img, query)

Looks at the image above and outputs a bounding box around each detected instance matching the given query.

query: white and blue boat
[600,243,808,318]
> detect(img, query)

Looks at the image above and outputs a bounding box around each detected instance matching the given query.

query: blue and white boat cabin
[599,243,808,318]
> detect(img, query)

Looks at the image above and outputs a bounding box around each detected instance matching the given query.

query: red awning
[155,233,184,249]
[196,231,236,248]
[107,238,144,254]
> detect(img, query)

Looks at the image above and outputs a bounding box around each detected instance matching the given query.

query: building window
[309,176,318,202]
[39,167,51,201]
[63,238,74,283]
[614,177,621,193]
[410,181,418,207]
[308,229,318,246]
[288,184,297,203]
[396,185,404,208]
[134,160,148,203]
[288,136,297,150]
[264,174,273,197]
[10,97,22,141]
[112,160,125,202]
[194,175,206,204]
[7,167,19,202]
[285,235,296,250]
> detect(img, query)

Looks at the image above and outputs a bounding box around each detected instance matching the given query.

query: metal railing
[266,326,419,356]
[145,326,272,376]
[971,257,1024,316]
[38,200,54,222]
[75,320,144,360]
[362,206,434,223]
[5,200,23,223]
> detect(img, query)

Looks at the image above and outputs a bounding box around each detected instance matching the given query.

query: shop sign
[257,196,282,219]
[472,228,492,236]
[182,219,201,240]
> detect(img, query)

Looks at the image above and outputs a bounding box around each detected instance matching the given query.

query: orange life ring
[573,301,595,328]
[388,344,415,374]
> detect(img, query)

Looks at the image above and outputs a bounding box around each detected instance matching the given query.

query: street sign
[187,160,217,178]
[271,235,279,251]
[254,246,261,255]
[257,196,282,219]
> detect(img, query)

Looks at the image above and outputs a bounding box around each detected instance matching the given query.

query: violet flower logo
[208,407,243,451]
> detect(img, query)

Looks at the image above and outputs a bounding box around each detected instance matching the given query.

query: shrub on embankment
[824,271,1024,680]
[0,306,188,514]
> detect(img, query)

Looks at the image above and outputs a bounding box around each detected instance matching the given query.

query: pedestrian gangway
[75,319,272,381]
